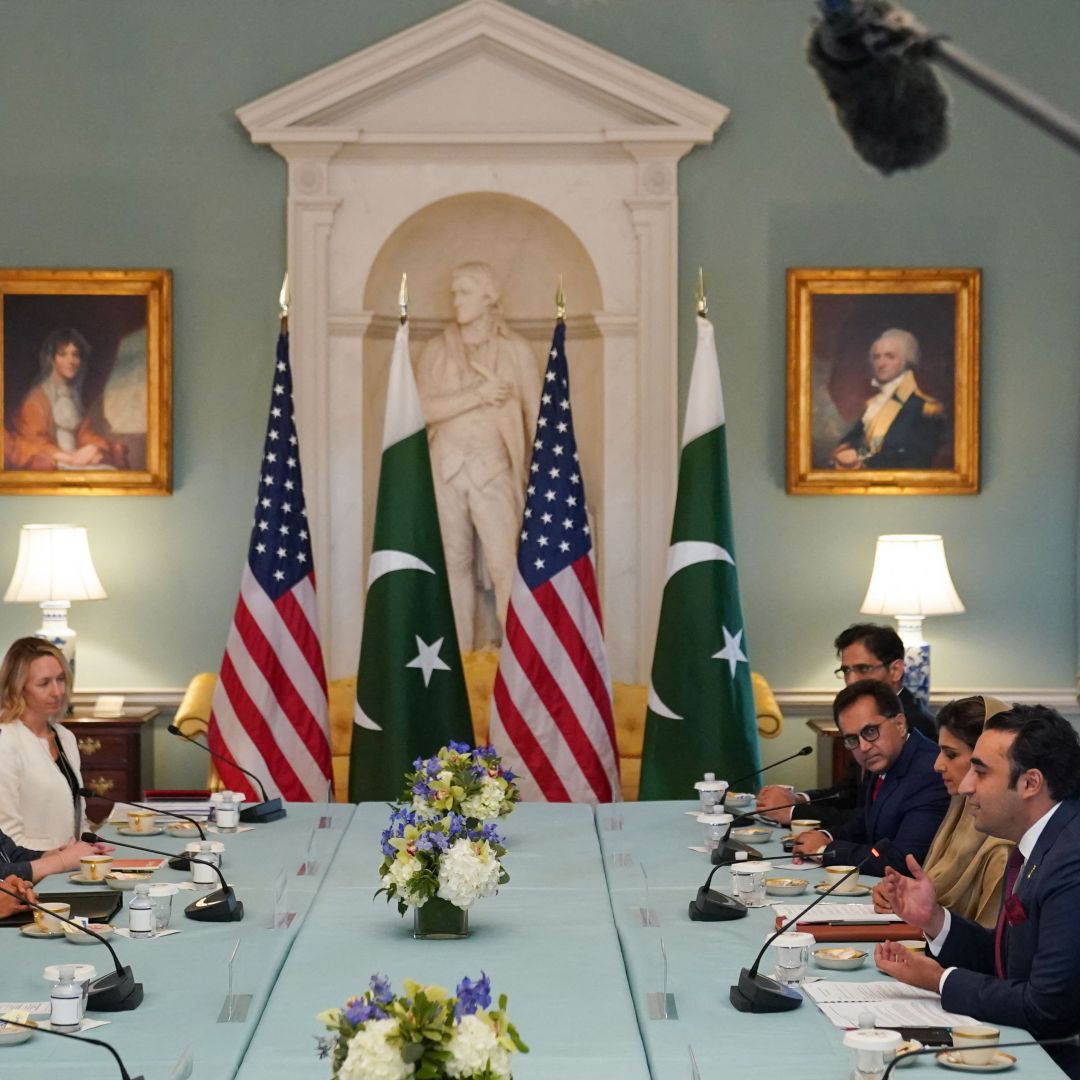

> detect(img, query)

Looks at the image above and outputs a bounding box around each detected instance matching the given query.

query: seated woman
[0,638,89,850]
[873,695,1012,928]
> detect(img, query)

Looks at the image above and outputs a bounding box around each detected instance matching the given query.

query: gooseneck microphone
[83,832,244,923]
[688,862,748,923]
[729,839,891,1014]
[0,881,142,1011]
[79,788,205,871]
[0,1016,144,1079]
[881,1034,1080,1080]
[718,746,813,807]
[808,0,1080,174]
[166,724,286,823]
[729,792,840,827]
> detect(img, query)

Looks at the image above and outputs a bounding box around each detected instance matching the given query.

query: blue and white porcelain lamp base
[895,614,930,711]
[35,600,78,672]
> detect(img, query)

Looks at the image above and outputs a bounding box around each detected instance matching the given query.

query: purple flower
[454,972,492,1021]
[412,779,433,797]
[504,769,517,782]
[345,996,388,1025]
[448,740,472,754]
[369,974,393,1004]
[480,823,502,844]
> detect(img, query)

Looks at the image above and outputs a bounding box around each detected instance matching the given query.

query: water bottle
[129,883,155,938]
[50,966,82,1032]
[216,793,239,831]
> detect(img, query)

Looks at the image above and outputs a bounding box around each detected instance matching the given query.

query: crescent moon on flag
[354,701,382,731]
[367,549,435,587]
[665,541,734,582]
[648,682,683,721]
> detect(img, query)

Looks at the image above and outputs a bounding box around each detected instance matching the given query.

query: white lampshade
[4,524,107,603]
[859,534,964,617]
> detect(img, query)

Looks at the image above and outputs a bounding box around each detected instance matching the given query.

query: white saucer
[0,1022,34,1045]
[935,1050,1016,1072]
[117,825,163,837]
[19,923,63,939]
[814,882,872,896]
[68,872,111,886]
[65,923,115,944]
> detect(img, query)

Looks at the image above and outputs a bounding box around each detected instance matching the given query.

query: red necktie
[994,848,1024,977]
[871,775,884,801]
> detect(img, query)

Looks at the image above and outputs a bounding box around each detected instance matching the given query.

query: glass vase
[413,897,469,940]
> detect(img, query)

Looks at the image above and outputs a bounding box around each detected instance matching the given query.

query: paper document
[771,903,901,924]
[804,981,978,1029]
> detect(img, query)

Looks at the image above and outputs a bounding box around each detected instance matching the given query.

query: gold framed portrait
[0,268,172,495]
[786,267,980,496]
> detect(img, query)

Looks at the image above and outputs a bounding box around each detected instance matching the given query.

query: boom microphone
[688,862,749,923]
[719,746,814,806]
[0,880,142,1011]
[166,724,286,823]
[729,792,840,827]
[0,1016,144,1079]
[729,838,891,1014]
[83,832,243,923]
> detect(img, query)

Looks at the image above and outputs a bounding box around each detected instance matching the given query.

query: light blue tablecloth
[0,803,354,1080]
[235,802,650,1080]
[596,800,1065,1080]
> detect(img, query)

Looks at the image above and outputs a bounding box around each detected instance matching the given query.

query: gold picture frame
[0,268,171,495]
[786,267,980,496]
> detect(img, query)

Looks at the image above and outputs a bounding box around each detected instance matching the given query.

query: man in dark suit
[790,680,949,875]
[876,705,1080,1077]
[757,624,936,828]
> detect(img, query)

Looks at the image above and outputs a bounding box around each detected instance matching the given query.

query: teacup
[33,902,71,933]
[790,818,821,836]
[79,855,113,882]
[825,865,860,893]
[126,809,157,833]
[951,1025,1000,1066]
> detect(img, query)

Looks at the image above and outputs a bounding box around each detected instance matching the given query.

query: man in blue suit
[792,680,949,875]
[876,705,1080,1077]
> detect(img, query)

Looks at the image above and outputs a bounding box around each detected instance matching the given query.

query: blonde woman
[0,637,90,849]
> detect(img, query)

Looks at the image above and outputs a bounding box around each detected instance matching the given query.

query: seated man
[875,705,1080,1079]
[0,873,35,919]
[791,680,949,875]
[1,826,110,883]
[758,623,936,828]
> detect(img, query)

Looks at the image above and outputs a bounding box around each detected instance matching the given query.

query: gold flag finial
[398,272,409,324]
[555,276,566,321]
[696,267,708,318]
[278,272,290,326]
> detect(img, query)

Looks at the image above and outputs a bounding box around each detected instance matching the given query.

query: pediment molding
[237,0,728,147]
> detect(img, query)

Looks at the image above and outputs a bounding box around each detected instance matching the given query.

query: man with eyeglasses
[790,680,949,875]
[757,623,935,827]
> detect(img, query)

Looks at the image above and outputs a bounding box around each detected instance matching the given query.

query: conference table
[0,799,1067,1079]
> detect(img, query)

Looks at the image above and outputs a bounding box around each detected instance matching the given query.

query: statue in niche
[414,262,543,650]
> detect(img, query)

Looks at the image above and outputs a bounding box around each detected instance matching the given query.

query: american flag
[207,332,332,802]
[490,322,621,803]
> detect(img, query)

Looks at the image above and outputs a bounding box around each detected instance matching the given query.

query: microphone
[729,839,891,1014]
[166,724,286,823]
[79,788,205,871]
[882,1034,1080,1080]
[0,881,142,1012]
[83,832,243,923]
[688,862,748,923]
[729,792,840,827]
[718,746,813,807]
[0,1016,145,1079]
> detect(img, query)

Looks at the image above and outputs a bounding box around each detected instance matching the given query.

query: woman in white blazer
[0,637,88,850]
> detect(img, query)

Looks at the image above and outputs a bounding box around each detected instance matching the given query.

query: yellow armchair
[174,654,783,803]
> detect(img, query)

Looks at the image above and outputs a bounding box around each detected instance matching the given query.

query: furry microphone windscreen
[808,0,949,175]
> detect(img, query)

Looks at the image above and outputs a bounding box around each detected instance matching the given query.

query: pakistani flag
[349,321,473,802]
[638,315,762,800]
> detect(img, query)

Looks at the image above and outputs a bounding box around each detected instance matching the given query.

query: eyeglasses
[834,662,887,680]
[840,718,898,750]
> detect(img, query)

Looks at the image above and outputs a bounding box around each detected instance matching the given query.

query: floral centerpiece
[404,742,520,823]
[318,972,527,1080]
[377,808,508,938]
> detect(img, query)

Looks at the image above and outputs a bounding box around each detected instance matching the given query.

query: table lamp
[859,534,964,707]
[4,523,107,671]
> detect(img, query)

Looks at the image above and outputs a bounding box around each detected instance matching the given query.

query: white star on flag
[712,627,748,678]
[405,635,451,687]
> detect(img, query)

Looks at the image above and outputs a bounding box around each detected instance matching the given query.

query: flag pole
[696,267,707,318]
[278,272,290,332]
[555,275,566,323]
[398,272,408,326]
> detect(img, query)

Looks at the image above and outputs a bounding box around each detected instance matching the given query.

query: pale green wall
[0,1,1077,719]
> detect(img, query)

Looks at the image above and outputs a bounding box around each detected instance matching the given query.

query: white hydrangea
[437,839,502,910]
[382,854,427,906]
[338,1018,414,1080]
[461,777,505,821]
[444,1014,511,1079]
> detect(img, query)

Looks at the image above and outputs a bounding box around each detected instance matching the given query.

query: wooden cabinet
[61,708,158,823]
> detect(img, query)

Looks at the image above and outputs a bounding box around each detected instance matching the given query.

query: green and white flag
[638,315,762,799]
[349,321,473,802]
